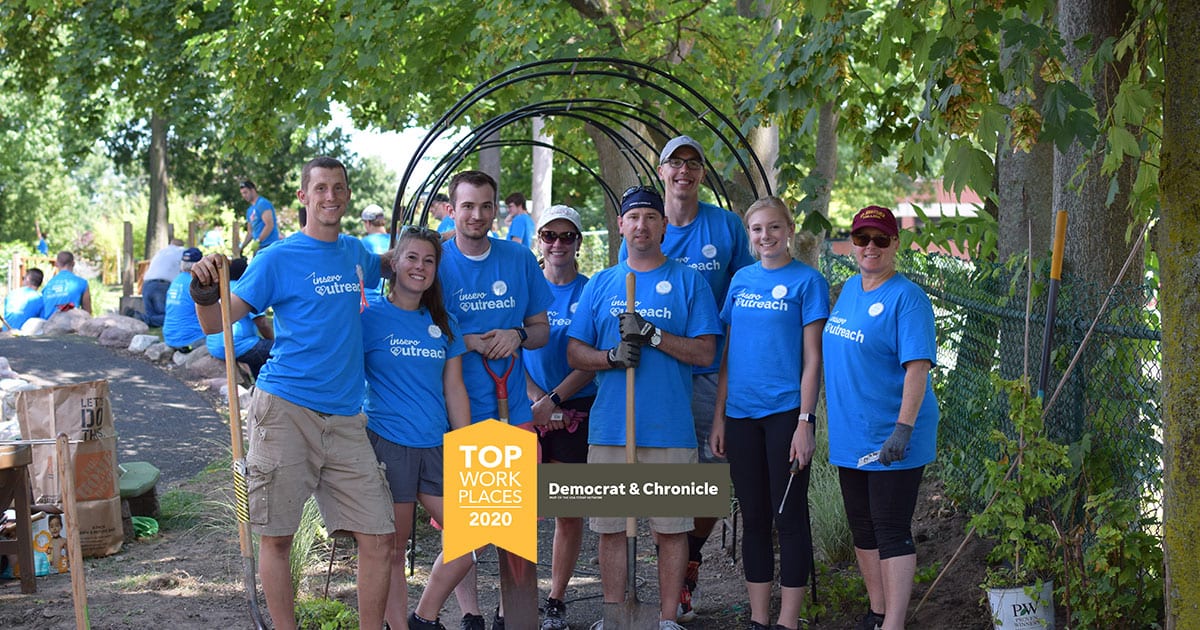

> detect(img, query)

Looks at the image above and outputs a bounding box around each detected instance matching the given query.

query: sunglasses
[851,233,896,248]
[661,157,704,171]
[539,230,581,244]
[622,185,659,201]
[400,225,441,240]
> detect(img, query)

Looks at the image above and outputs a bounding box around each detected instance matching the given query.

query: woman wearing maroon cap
[822,205,940,630]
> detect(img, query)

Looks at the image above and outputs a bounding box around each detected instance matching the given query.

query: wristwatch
[798,413,817,424]
[548,391,563,406]
[649,328,663,348]
[513,326,528,343]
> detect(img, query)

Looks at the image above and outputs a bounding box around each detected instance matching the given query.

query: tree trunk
[478,129,502,198]
[585,122,642,265]
[1053,0,1139,295]
[145,112,170,259]
[997,49,1054,261]
[531,116,553,223]
[1161,1,1200,625]
[796,101,838,268]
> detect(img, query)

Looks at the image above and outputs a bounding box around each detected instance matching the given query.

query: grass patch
[158,489,206,531]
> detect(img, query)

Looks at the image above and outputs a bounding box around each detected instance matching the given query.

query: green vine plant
[968,374,1069,589]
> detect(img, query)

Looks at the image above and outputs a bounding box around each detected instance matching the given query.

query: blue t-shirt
[205,312,265,359]
[507,213,536,246]
[620,201,753,374]
[235,233,381,415]
[4,287,44,330]
[720,260,830,419]
[524,274,598,401]
[438,238,553,425]
[362,296,467,448]
[822,274,939,470]
[568,260,721,448]
[247,196,281,247]
[164,272,206,347]
[40,270,89,318]
[437,216,455,234]
[360,233,391,298]
[36,238,49,256]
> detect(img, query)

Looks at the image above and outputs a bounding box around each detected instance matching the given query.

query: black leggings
[837,465,925,560]
[725,409,812,586]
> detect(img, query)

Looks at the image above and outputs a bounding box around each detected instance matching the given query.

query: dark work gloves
[190,274,220,306]
[618,311,657,345]
[879,422,914,466]
[606,341,641,369]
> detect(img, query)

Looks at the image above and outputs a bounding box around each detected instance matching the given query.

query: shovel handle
[57,433,90,629]
[625,272,637,539]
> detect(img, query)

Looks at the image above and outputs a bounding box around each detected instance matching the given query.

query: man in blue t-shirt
[162,248,207,351]
[619,135,756,620]
[430,170,551,629]
[40,251,92,318]
[193,157,394,630]
[359,204,390,299]
[239,180,281,252]
[3,268,44,331]
[503,191,536,247]
[567,186,720,627]
[430,193,456,241]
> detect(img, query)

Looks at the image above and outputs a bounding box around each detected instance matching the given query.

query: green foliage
[969,375,1069,587]
[295,597,359,630]
[290,497,330,593]
[797,562,867,622]
[811,415,854,565]
[157,489,206,531]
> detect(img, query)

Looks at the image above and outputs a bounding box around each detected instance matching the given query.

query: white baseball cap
[659,135,706,164]
[536,205,583,232]
[360,204,385,221]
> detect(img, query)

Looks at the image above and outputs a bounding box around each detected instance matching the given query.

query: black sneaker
[747,622,770,630]
[461,613,486,630]
[409,612,447,630]
[490,608,504,630]
[855,609,885,630]
[541,597,569,630]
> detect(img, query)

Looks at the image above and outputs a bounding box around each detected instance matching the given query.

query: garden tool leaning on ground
[218,257,267,630]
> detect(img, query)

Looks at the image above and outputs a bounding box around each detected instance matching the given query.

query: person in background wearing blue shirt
[709,197,829,630]
[360,204,391,300]
[823,205,939,630]
[203,257,273,379]
[40,251,91,318]
[361,226,474,630]
[620,135,755,622]
[438,170,551,630]
[522,204,597,630]
[431,193,456,241]
[163,247,207,352]
[567,187,720,630]
[239,180,281,253]
[503,192,536,247]
[3,268,44,331]
[35,220,50,256]
[192,157,394,630]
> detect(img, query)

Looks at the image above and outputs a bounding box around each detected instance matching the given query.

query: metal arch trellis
[389,57,772,237]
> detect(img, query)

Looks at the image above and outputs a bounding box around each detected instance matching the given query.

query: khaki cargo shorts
[245,389,394,537]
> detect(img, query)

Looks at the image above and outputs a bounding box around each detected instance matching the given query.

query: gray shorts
[245,389,395,537]
[692,372,722,463]
[368,430,444,503]
[587,444,696,535]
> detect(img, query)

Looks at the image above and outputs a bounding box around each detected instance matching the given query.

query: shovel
[483,355,540,629]
[602,271,663,629]
[218,257,268,630]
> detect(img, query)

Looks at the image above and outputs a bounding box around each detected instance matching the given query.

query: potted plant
[969,375,1068,629]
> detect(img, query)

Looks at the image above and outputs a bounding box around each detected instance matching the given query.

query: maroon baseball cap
[851,205,898,238]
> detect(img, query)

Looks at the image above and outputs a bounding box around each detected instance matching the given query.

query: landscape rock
[128,334,159,353]
[145,342,174,363]
[184,354,225,379]
[98,326,137,348]
[81,314,150,338]
[42,308,92,335]
[19,318,45,336]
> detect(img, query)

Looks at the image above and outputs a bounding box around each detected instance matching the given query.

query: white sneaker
[659,620,687,629]
[589,620,604,630]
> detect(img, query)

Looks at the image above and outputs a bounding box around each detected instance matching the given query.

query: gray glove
[879,422,913,466]
[189,274,220,306]
[618,311,657,346]
[606,341,641,369]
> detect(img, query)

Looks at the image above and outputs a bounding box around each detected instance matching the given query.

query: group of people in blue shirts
[181,143,939,630]
[3,251,93,332]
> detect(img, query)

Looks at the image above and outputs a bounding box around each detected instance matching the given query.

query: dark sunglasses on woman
[539,230,580,244]
[851,233,896,248]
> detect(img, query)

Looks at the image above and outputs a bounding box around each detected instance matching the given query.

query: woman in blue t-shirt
[361,226,473,630]
[710,196,829,630]
[822,205,939,630]
[521,205,596,629]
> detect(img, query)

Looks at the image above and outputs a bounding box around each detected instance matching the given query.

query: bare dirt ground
[1,343,996,629]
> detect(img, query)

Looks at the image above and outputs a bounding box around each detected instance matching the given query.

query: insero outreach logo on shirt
[306,272,361,297]
[454,287,517,313]
[385,333,446,359]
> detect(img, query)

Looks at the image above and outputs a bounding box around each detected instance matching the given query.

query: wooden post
[188,221,198,248]
[56,434,91,629]
[232,223,242,259]
[122,222,135,298]
[167,223,174,243]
